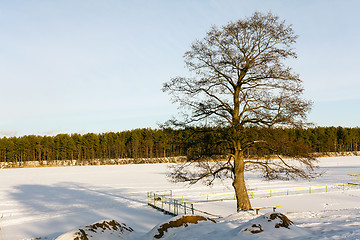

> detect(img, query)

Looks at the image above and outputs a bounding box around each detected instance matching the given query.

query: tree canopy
[163,12,316,211]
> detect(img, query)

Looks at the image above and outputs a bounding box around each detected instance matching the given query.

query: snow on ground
[0,156,359,239]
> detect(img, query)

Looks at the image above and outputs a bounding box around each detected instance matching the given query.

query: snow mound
[52,213,311,240]
[146,215,216,239]
[232,212,309,239]
[55,220,134,240]
[219,210,257,223]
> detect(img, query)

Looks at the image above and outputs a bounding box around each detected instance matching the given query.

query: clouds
[0,130,18,137]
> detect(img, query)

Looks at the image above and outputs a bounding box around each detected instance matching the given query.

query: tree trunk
[233,151,252,211]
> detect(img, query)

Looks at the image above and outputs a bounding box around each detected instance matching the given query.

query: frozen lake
[1,156,360,239]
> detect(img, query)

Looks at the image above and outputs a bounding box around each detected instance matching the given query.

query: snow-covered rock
[232,212,309,239]
[55,220,134,240]
[146,215,216,239]
[142,212,309,240]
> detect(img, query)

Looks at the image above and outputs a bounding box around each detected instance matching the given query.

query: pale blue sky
[1,0,359,137]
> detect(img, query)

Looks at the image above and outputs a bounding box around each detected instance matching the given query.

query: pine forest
[0,127,359,163]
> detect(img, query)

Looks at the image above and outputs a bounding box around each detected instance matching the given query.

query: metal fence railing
[147,191,221,218]
[147,183,360,217]
[168,183,360,202]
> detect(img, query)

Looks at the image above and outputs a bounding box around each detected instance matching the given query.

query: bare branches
[242,134,320,180]
[245,156,320,181]
[163,12,310,131]
[168,160,233,185]
[163,12,316,210]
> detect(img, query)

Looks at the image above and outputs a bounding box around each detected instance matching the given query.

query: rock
[241,223,264,233]
[267,212,293,229]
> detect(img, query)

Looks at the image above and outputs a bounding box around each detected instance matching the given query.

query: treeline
[0,126,359,162]
[0,129,185,162]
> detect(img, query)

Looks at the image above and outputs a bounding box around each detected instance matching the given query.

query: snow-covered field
[1,156,360,239]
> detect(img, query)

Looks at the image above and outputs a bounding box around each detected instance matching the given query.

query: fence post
[326,185,328,192]
[174,200,177,215]
[177,201,179,215]
[191,204,194,215]
[173,200,175,215]
[184,202,187,215]
[309,187,311,194]
[174,200,179,216]
[270,190,272,197]
[343,184,345,191]
[176,200,179,215]
[207,194,209,202]
[177,200,179,215]
[287,189,289,195]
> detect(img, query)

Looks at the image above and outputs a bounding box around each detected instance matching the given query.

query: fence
[147,183,360,217]
[147,191,221,218]
[169,183,360,203]
[347,174,360,184]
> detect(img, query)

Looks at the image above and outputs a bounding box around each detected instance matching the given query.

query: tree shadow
[8,182,170,238]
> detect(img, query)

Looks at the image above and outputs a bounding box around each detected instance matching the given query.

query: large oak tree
[163,12,317,211]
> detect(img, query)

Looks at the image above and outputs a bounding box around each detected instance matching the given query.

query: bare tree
[163,12,317,211]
